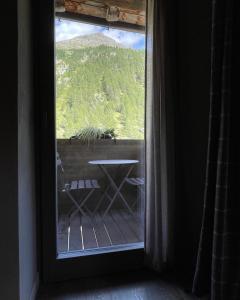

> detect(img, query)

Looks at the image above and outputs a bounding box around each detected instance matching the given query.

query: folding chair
[57,153,100,219]
[124,177,145,215]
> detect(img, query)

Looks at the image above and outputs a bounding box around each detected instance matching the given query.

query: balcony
[57,139,145,254]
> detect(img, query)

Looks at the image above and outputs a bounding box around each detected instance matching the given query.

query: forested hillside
[56,34,145,139]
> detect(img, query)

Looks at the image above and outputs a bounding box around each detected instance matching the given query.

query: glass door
[56,19,146,256]
[38,0,146,282]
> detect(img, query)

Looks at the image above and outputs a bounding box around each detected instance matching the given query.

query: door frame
[36,0,145,283]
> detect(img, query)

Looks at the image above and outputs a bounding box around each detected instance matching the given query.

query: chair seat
[64,179,100,191]
[125,177,144,186]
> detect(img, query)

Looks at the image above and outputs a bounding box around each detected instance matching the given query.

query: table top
[88,159,139,165]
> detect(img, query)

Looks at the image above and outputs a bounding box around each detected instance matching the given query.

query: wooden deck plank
[119,210,144,241]
[58,209,143,252]
[100,213,126,246]
[69,214,83,251]
[81,215,98,249]
[58,214,68,233]
[111,211,140,244]
[92,213,112,248]
[57,215,69,253]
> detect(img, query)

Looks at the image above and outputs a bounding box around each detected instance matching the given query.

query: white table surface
[88,159,139,165]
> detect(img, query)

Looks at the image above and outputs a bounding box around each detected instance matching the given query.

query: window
[55,19,146,255]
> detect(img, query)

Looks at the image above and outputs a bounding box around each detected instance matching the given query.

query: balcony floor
[58,210,144,253]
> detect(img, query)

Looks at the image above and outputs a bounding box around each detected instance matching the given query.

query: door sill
[58,242,144,259]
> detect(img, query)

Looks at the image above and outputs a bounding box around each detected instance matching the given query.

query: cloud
[55,19,145,49]
[55,19,103,41]
[103,29,145,49]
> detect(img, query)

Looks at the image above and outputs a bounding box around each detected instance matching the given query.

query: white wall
[18,0,38,298]
[0,0,38,299]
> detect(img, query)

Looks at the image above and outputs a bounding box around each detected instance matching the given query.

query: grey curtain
[145,0,176,271]
[192,0,240,299]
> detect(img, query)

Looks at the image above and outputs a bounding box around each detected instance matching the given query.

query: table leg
[93,184,110,213]
[99,164,135,216]
[93,165,122,213]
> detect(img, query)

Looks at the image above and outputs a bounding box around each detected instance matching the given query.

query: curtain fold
[145,0,176,271]
[193,0,240,299]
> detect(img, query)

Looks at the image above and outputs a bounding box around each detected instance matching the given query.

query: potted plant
[70,127,117,145]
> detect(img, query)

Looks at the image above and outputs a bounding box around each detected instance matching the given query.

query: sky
[55,19,145,50]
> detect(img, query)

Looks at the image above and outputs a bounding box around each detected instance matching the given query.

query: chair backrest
[57,152,64,169]
[56,152,66,191]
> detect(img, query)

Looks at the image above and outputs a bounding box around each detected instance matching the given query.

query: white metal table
[88,159,139,216]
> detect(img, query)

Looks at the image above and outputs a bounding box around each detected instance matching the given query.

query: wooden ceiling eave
[72,0,145,14]
[55,0,146,29]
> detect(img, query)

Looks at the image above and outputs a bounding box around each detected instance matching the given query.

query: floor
[37,270,207,300]
[58,210,144,252]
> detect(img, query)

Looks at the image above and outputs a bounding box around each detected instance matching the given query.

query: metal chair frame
[57,154,100,219]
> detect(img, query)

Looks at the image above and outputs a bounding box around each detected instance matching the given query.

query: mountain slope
[56,34,145,139]
[56,33,126,49]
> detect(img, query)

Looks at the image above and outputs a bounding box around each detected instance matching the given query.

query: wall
[174,0,212,281]
[0,0,38,299]
[18,0,38,298]
[58,139,144,181]
[0,2,19,299]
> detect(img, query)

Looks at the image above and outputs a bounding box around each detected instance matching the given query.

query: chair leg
[127,185,140,212]
[139,186,145,220]
[80,189,95,210]
[66,190,87,216]
[66,205,77,218]
[80,189,95,217]
[67,189,96,218]
[69,209,79,222]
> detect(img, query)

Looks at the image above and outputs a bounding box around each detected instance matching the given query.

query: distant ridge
[56,33,127,49]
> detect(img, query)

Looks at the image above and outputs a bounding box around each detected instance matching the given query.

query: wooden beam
[73,0,146,12]
[55,0,65,12]
[65,1,106,19]
[63,0,145,26]
[56,11,145,33]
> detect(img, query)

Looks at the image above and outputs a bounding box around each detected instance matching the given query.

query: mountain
[56,34,145,139]
[56,33,126,49]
